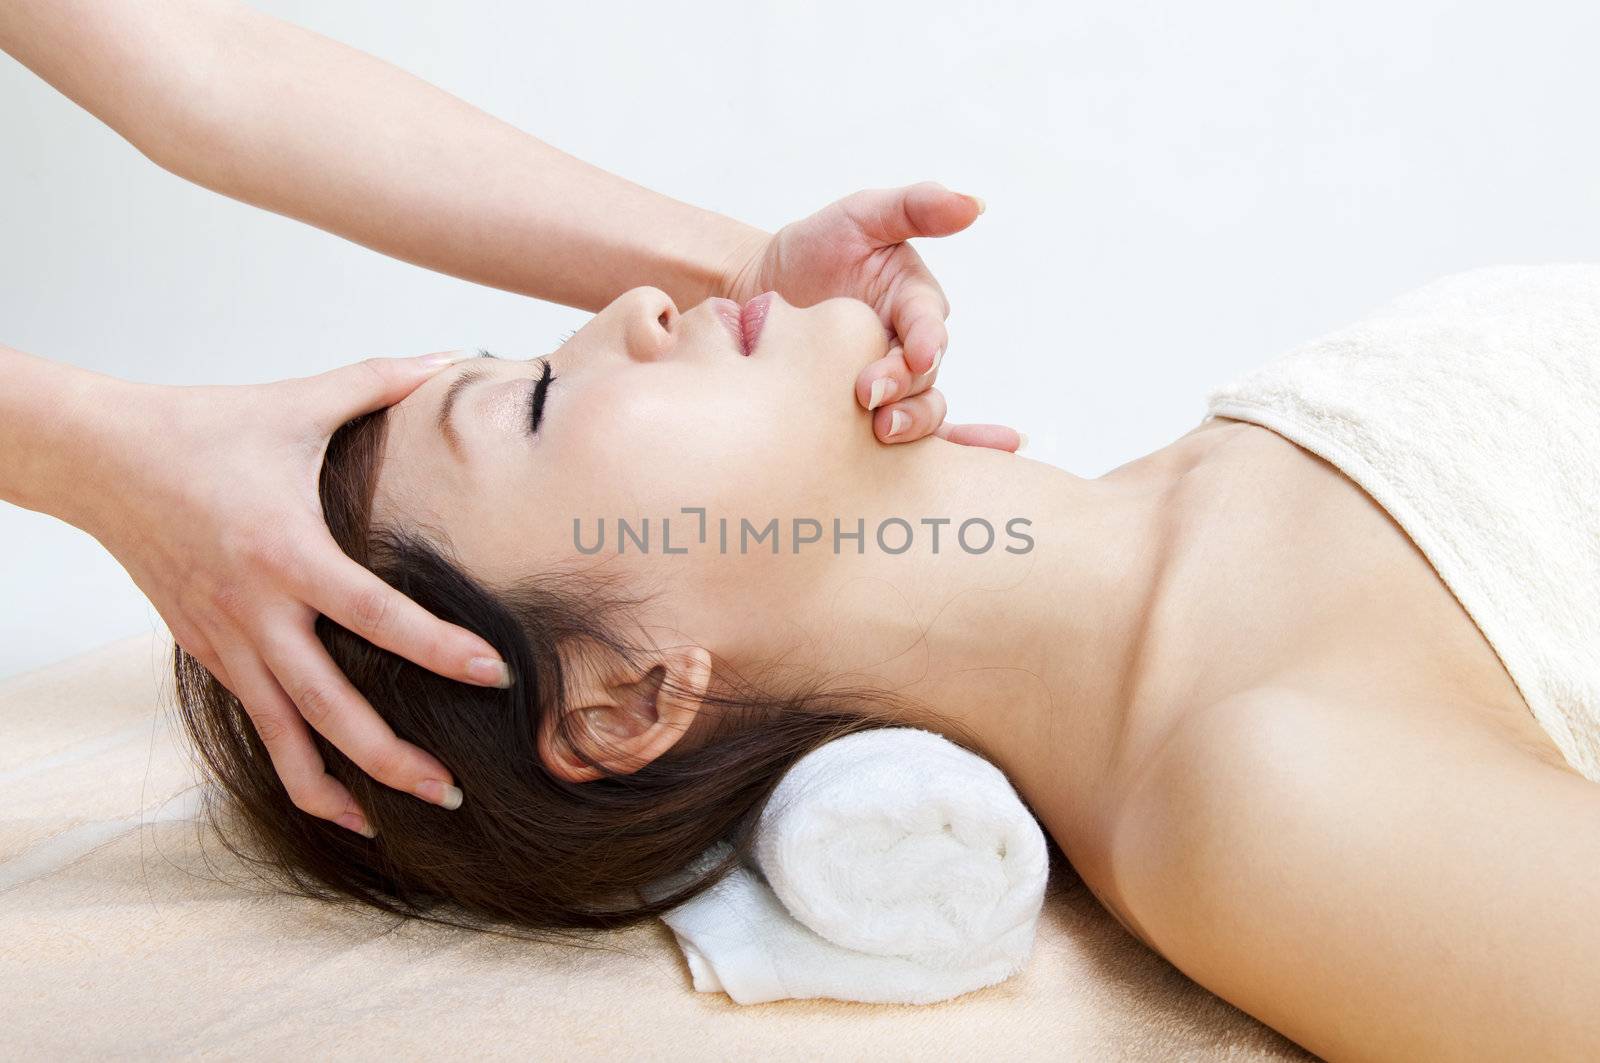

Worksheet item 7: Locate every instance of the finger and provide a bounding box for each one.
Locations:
[167,623,229,687]
[854,345,917,412]
[888,275,951,375]
[841,181,985,246]
[875,388,949,445]
[262,623,464,811]
[304,351,479,427]
[213,637,373,836]
[188,638,234,692]
[300,545,511,689]
[934,423,1026,452]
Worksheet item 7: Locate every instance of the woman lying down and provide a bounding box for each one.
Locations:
[175,267,1600,1059]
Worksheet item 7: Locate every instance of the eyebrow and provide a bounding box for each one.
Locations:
[436,352,499,457]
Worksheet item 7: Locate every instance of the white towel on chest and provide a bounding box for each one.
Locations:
[656,727,1050,1005]
[1206,263,1600,781]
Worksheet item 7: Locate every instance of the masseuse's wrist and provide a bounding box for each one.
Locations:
[644,209,767,312]
[39,370,156,540]
[705,222,771,306]
[548,201,764,315]
[0,349,127,531]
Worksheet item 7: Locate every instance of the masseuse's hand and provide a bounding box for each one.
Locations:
[87,355,509,837]
[723,181,1022,451]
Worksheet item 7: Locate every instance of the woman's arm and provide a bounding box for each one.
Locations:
[0,343,507,836]
[0,349,104,528]
[0,0,759,314]
[0,0,1011,833]
[1113,690,1600,1060]
[0,0,1007,418]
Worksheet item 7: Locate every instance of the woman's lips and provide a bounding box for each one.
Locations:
[711,293,776,356]
[740,292,775,355]
[712,298,746,353]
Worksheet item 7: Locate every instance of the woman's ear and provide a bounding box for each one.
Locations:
[540,645,713,783]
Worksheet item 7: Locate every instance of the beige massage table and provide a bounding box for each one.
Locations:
[1,633,1313,1060]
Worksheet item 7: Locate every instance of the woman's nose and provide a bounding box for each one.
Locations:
[616,287,679,363]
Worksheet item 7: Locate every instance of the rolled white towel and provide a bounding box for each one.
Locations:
[657,727,1050,1005]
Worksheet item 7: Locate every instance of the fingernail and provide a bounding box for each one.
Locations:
[931,345,945,373]
[337,813,377,839]
[1015,432,1030,453]
[467,656,513,688]
[887,410,910,438]
[967,195,987,215]
[868,378,898,410]
[416,779,465,811]
[419,348,484,370]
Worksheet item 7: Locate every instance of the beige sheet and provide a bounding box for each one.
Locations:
[0,633,1312,1060]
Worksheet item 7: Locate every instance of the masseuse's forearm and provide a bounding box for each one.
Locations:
[0,0,765,312]
[0,345,129,533]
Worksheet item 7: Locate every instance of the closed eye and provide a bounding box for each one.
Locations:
[526,358,555,435]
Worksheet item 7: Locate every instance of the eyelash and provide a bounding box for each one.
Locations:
[526,359,555,435]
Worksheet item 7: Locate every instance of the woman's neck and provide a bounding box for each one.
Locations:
[762,427,1222,847]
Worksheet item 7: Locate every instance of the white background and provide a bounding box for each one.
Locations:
[3,0,1598,678]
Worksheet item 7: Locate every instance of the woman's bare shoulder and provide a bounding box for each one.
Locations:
[1109,683,1593,861]
[1097,683,1600,1059]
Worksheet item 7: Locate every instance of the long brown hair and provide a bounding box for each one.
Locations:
[173,409,898,937]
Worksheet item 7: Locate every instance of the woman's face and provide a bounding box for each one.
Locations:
[373,288,891,595]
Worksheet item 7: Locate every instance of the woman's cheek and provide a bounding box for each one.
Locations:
[553,383,663,462]
[552,369,855,523]
[563,378,750,464]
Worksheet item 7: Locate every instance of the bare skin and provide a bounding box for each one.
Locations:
[371,290,1599,1059]
[0,0,1011,835]
[1060,419,1598,1060]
